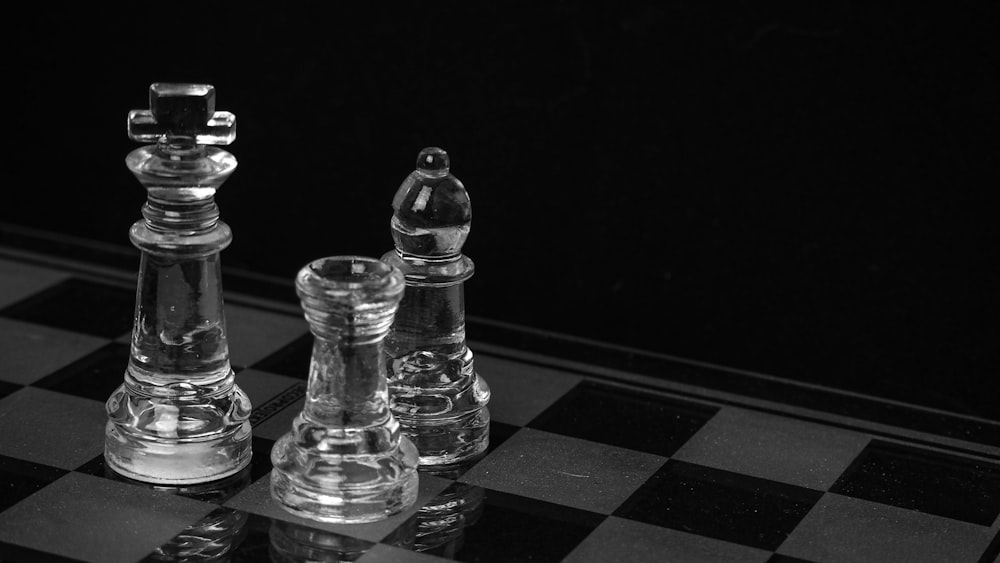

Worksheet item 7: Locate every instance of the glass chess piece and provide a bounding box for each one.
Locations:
[381,147,491,468]
[105,83,252,484]
[270,256,419,523]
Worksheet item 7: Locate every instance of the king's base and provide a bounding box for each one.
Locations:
[269,437,419,524]
[399,407,490,470]
[104,421,253,485]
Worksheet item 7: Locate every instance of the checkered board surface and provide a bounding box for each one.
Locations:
[1,250,999,563]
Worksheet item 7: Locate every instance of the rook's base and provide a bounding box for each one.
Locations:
[270,436,419,524]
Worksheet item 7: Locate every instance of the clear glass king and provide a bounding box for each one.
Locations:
[382,147,491,468]
[105,83,252,484]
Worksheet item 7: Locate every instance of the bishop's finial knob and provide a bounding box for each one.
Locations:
[415,147,450,176]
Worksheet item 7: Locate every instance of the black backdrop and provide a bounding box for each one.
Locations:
[5,3,998,419]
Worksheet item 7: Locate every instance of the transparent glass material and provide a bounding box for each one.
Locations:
[128,83,236,145]
[382,147,491,469]
[105,84,251,485]
[270,256,419,524]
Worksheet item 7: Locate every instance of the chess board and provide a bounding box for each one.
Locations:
[1,235,999,563]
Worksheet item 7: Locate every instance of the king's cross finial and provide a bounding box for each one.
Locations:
[127,83,236,145]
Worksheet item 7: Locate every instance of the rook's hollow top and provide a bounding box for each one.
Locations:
[296,257,405,336]
[300,256,403,291]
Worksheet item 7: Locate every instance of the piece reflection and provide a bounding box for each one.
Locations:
[267,519,376,562]
[148,508,248,562]
[415,480,486,557]
[106,467,252,562]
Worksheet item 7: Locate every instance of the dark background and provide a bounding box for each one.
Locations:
[4,3,998,419]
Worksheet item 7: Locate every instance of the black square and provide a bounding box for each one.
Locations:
[0,541,85,563]
[33,342,129,401]
[830,440,1000,526]
[767,555,819,563]
[0,454,68,513]
[414,481,485,555]
[218,511,273,561]
[0,278,135,338]
[528,381,718,457]
[615,460,823,551]
[420,485,605,562]
[486,420,519,454]
[242,512,376,561]
[979,535,1000,563]
[249,436,276,484]
[250,333,311,379]
[72,453,108,478]
[0,380,21,400]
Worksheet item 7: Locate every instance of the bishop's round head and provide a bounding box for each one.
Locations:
[415,147,450,176]
[390,147,472,258]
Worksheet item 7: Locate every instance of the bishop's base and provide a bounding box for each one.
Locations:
[270,436,420,524]
[400,407,491,470]
[104,421,253,485]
